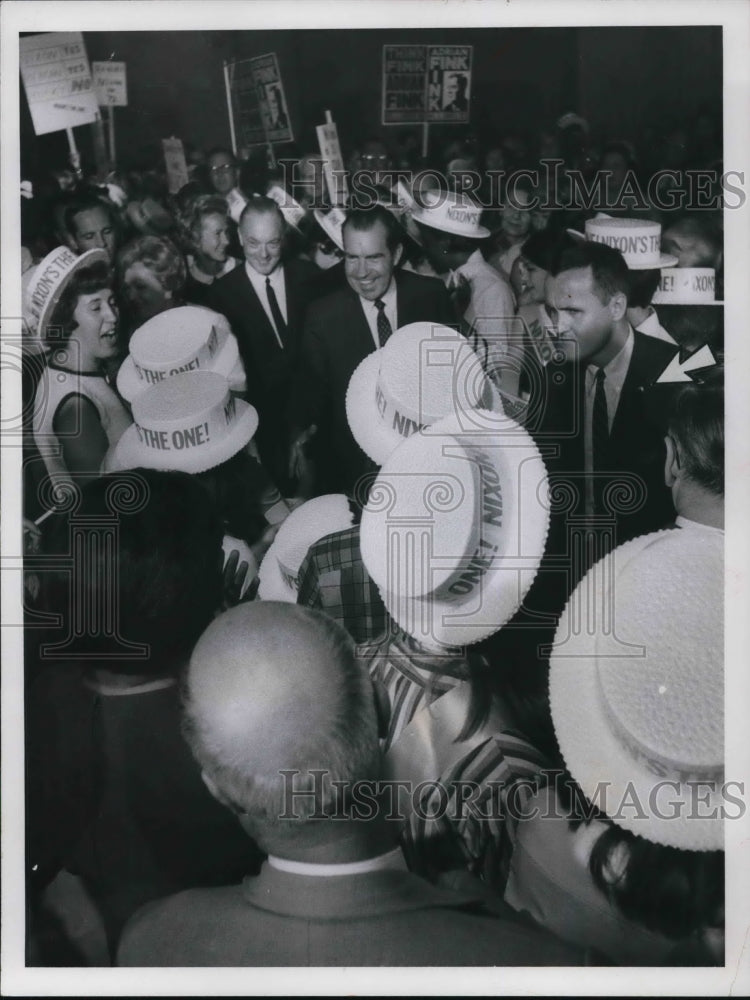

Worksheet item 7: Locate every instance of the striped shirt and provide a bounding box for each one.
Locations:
[359,629,549,880]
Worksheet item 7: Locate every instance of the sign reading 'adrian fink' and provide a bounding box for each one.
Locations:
[225,52,293,147]
[382,44,472,125]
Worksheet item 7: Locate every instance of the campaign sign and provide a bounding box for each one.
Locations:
[382,45,428,124]
[162,136,190,194]
[426,46,472,123]
[20,31,100,135]
[381,44,472,125]
[316,119,349,206]
[250,53,294,144]
[225,57,266,148]
[92,61,128,106]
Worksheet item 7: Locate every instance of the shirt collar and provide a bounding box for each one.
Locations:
[675,515,724,534]
[364,276,397,310]
[455,248,484,279]
[267,846,406,877]
[586,325,634,394]
[245,261,283,289]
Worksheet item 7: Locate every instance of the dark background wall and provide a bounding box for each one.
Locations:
[19,26,722,174]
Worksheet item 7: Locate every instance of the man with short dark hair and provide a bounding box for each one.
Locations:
[532,242,679,595]
[117,602,583,967]
[63,195,118,261]
[542,241,676,531]
[290,206,453,495]
[208,198,319,490]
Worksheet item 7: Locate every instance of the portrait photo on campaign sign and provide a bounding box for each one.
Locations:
[2,0,748,996]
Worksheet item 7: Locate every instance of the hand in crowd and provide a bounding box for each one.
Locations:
[288,423,318,482]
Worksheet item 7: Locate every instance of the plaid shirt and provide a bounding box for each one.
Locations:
[359,629,548,881]
[296,525,387,644]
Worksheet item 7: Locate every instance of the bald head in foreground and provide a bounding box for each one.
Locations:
[118,603,583,966]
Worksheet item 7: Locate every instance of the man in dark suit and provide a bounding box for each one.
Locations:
[514,239,678,646]
[290,205,454,496]
[208,197,319,491]
[118,602,583,968]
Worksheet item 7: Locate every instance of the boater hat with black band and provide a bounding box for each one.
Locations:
[258,494,356,601]
[24,246,108,345]
[117,306,245,402]
[103,370,258,475]
[346,322,503,466]
[360,409,549,650]
[549,525,724,852]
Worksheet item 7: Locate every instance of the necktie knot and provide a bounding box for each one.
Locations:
[375,298,386,312]
[595,367,606,386]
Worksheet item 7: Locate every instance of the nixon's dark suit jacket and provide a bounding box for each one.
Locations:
[291,268,454,496]
[207,258,320,488]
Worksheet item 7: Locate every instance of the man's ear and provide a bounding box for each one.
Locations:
[371,678,391,741]
[392,242,403,268]
[609,290,628,322]
[664,434,681,487]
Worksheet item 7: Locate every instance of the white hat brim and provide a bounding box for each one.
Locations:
[549,529,724,852]
[346,348,505,467]
[362,410,549,649]
[117,332,241,402]
[102,397,258,475]
[627,253,679,270]
[412,211,490,240]
[257,538,297,602]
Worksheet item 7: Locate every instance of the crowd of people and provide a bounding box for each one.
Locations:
[20,106,726,968]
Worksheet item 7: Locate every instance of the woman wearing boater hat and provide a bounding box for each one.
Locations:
[357,407,552,880]
[29,247,133,492]
[104,369,276,597]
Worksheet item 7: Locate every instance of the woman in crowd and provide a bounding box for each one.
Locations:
[115,234,187,335]
[486,181,535,280]
[27,469,264,962]
[31,250,132,493]
[177,193,239,306]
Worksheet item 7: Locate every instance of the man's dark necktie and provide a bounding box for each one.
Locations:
[266,277,287,346]
[375,298,393,348]
[592,367,609,515]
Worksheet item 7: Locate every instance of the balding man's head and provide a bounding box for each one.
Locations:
[183,603,380,837]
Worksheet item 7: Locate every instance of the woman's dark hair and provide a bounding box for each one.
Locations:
[47,260,114,344]
[194,449,267,548]
[40,469,224,673]
[550,767,724,941]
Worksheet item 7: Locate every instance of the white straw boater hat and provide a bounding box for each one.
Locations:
[360,410,549,650]
[549,525,724,852]
[346,322,503,466]
[313,206,346,251]
[652,267,723,305]
[258,494,355,601]
[103,370,258,475]
[411,190,490,239]
[576,217,678,269]
[117,306,245,402]
[23,246,108,345]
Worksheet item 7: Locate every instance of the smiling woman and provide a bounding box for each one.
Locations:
[31,251,133,492]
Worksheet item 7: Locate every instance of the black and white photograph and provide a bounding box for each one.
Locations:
[2,0,749,995]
